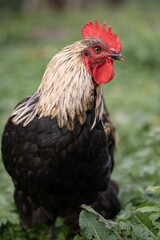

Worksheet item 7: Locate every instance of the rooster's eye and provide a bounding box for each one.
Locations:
[94,46,102,54]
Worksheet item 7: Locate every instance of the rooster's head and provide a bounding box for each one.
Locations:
[81,20,124,85]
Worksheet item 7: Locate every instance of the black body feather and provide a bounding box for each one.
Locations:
[1,97,120,228]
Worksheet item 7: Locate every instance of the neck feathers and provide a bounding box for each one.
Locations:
[11,41,104,130]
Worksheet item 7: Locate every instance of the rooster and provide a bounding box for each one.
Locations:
[1,20,124,231]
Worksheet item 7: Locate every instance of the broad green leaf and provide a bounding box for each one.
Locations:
[131,222,157,240]
[80,206,122,240]
[131,214,158,239]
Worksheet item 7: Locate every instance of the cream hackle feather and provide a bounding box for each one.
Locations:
[11,38,104,130]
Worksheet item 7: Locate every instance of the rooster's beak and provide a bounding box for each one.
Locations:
[110,53,125,61]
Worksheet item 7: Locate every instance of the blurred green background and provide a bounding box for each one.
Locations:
[0,0,160,239]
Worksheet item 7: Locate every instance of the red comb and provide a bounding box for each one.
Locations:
[81,19,121,54]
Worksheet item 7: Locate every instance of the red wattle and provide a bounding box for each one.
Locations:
[93,59,115,84]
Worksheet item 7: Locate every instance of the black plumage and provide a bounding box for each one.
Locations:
[2,96,120,228]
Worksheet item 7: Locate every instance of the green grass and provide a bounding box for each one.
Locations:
[0,0,160,239]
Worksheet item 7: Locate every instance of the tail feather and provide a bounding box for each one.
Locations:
[91,179,120,219]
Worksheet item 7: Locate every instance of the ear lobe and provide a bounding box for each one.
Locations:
[93,60,115,84]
